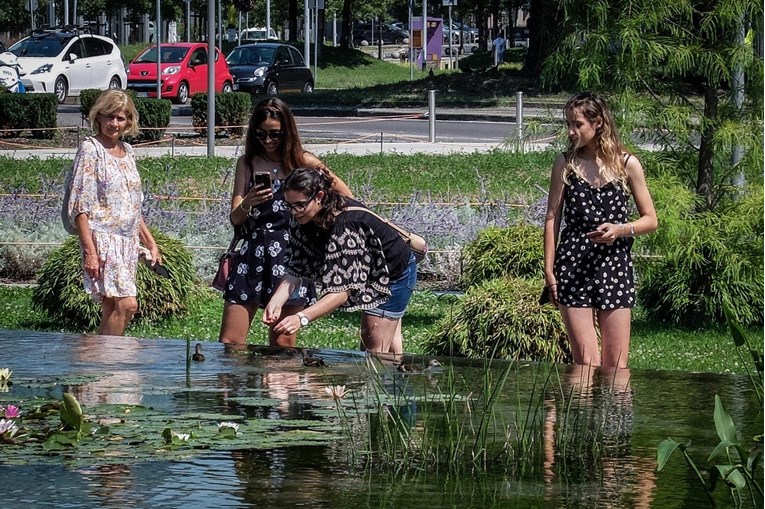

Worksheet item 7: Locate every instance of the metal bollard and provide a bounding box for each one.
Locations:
[516,91,524,151]
[428,89,436,143]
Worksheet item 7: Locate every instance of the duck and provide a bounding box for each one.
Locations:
[191,343,205,362]
[397,358,442,373]
[303,356,327,367]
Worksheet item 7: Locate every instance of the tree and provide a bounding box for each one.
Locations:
[543,0,763,211]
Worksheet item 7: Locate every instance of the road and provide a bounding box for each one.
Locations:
[57,104,543,144]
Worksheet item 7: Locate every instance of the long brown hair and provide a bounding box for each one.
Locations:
[283,167,345,229]
[563,92,629,189]
[244,97,304,172]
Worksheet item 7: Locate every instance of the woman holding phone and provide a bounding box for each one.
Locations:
[543,92,657,368]
[218,97,353,348]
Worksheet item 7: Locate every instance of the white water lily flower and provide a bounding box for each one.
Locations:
[171,431,190,442]
[217,421,240,433]
[0,368,12,382]
[324,385,348,400]
[0,418,19,436]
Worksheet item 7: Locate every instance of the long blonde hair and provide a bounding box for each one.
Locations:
[562,92,629,189]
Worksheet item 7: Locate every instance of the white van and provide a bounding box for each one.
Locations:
[239,27,278,43]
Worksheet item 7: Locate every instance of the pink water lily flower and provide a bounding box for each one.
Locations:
[4,404,20,419]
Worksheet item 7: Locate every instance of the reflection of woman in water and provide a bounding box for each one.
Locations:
[70,335,144,406]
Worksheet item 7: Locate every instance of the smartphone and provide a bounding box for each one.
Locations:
[586,230,604,239]
[254,172,272,190]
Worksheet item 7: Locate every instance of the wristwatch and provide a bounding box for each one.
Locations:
[297,312,310,327]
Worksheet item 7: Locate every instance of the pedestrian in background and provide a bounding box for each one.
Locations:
[492,33,506,65]
[218,97,353,348]
[67,89,161,336]
[543,92,657,368]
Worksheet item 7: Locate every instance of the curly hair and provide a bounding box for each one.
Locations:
[562,92,629,190]
[283,167,345,229]
[89,90,140,137]
[245,97,305,172]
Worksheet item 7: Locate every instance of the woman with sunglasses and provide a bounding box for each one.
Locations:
[263,168,417,356]
[218,97,353,348]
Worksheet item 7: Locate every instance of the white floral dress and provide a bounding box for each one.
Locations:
[67,137,143,301]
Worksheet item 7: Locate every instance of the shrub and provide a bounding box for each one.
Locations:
[460,223,544,289]
[32,229,196,331]
[0,93,57,139]
[191,91,251,136]
[425,275,571,363]
[638,186,764,326]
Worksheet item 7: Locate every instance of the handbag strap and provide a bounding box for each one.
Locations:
[343,206,413,241]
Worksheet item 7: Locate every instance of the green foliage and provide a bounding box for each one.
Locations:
[426,276,571,363]
[133,97,172,142]
[638,187,764,326]
[78,89,103,118]
[32,230,195,331]
[191,91,251,137]
[0,93,57,139]
[459,224,544,288]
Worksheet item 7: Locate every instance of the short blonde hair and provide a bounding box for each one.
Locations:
[88,90,140,137]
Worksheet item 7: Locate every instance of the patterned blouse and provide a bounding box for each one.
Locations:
[285,199,411,311]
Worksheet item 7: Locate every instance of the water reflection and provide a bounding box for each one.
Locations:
[0,329,760,508]
[543,365,656,508]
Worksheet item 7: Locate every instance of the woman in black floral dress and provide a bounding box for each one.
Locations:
[263,168,417,356]
[218,98,352,348]
[543,92,657,368]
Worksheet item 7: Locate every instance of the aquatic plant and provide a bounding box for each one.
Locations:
[2,404,20,419]
[0,368,12,382]
[657,307,764,507]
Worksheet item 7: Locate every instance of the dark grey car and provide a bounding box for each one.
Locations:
[226,43,314,96]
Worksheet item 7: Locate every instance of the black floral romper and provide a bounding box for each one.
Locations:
[554,166,635,310]
[223,174,316,308]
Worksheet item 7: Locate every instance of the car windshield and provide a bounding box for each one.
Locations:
[10,35,69,57]
[226,46,274,66]
[134,46,189,64]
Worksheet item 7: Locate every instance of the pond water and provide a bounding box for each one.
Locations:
[0,329,760,508]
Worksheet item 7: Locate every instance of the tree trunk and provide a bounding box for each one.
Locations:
[288,0,297,42]
[696,85,718,211]
[523,0,560,75]
[317,8,325,62]
[340,0,352,48]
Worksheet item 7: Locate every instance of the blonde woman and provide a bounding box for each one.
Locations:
[543,92,657,368]
[67,89,161,336]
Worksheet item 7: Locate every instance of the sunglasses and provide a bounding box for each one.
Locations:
[286,192,317,212]
[255,130,284,142]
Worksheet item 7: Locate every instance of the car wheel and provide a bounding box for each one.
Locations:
[303,81,313,94]
[266,81,278,96]
[394,37,404,45]
[108,76,121,90]
[221,81,233,93]
[54,76,68,103]
[176,82,189,104]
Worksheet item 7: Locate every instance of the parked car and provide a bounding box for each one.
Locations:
[226,42,313,96]
[9,28,126,103]
[126,42,234,104]
[239,27,279,43]
[353,23,409,45]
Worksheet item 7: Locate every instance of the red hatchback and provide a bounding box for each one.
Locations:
[126,43,234,104]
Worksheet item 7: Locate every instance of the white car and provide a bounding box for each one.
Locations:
[10,29,126,103]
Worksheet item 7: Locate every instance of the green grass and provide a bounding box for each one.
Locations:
[1,285,760,375]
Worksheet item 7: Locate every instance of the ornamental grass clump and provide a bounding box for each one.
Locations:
[32,229,195,330]
[426,275,571,363]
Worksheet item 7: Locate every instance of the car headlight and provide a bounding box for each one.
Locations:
[253,67,266,77]
[162,66,181,75]
[31,64,53,75]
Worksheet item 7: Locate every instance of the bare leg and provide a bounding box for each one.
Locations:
[559,306,600,366]
[98,296,137,336]
[360,314,400,354]
[389,319,404,356]
[218,301,257,346]
[597,308,632,368]
[268,304,304,348]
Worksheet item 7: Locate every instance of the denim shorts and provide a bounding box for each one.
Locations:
[364,254,417,320]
